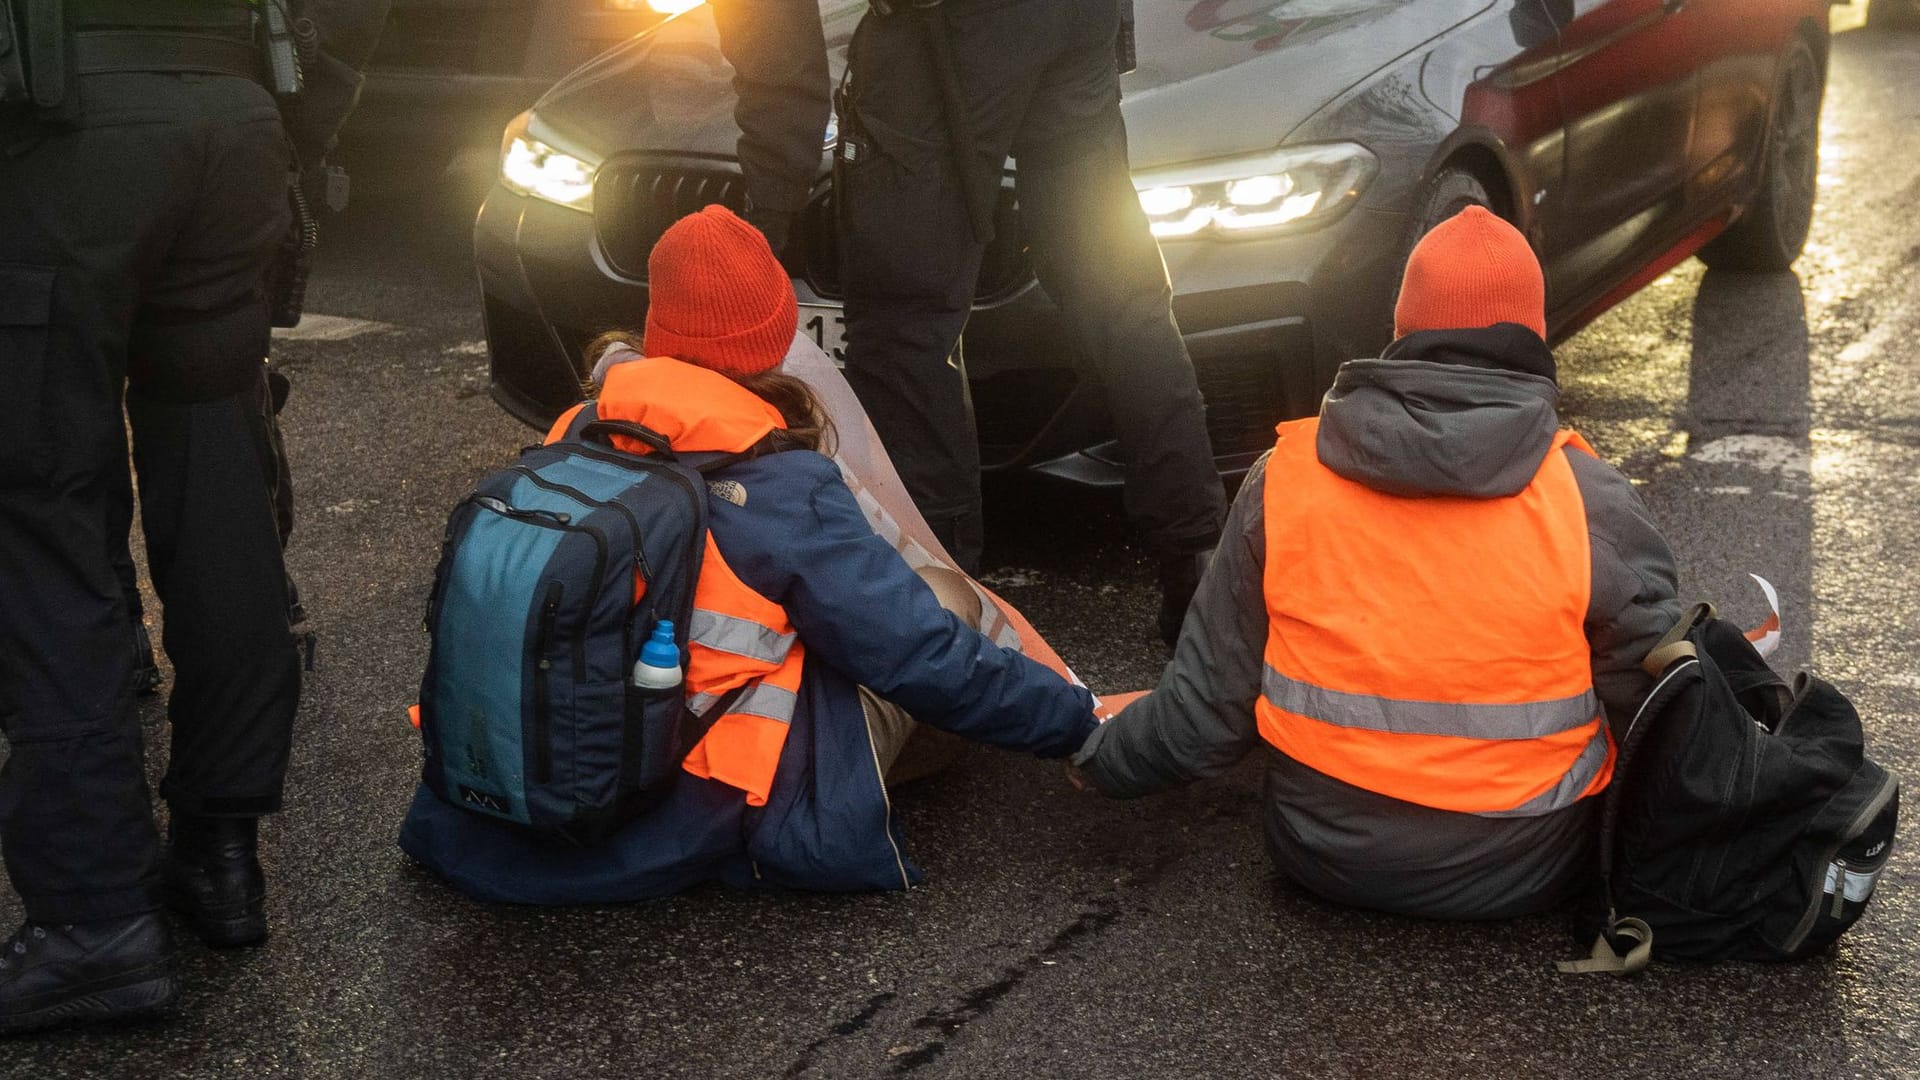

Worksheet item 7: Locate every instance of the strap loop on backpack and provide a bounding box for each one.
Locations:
[1642,602,1715,676]
[1556,917,1653,976]
[581,419,677,460]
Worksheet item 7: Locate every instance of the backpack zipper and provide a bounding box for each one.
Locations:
[559,443,709,600]
[508,466,650,682]
[1781,768,1900,953]
[510,465,653,585]
[533,581,563,784]
[557,440,718,794]
[542,445,712,617]
[468,499,609,785]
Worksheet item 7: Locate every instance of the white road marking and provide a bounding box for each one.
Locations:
[1689,434,1812,478]
[272,315,395,342]
[447,340,490,356]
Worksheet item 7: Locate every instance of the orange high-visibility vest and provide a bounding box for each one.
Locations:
[678,533,805,807]
[1256,416,1614,816]
[549,356,804,808]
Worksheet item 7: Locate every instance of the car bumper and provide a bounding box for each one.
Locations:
[476,182,1407,481]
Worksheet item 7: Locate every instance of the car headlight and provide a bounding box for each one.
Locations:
[603,0,703,13]
[1133,143,1378,240]
[500,112,600,213]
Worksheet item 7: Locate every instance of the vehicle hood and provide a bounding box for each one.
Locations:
[528,0,1486,167]
[1315,327,1561,500]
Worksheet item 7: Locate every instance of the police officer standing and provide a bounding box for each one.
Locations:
[837,0,1226,643]
[0,0,384,1034]
[709,0,830,260]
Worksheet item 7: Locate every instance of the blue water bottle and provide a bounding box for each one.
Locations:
[632,620,683,690]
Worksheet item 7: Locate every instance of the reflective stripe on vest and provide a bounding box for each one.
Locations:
[687,680,798,725]
[679,534,805,807]
[1254,416,1614,817]
[689,610,799,666]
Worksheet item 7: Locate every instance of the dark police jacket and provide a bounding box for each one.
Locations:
[54,0,388,161]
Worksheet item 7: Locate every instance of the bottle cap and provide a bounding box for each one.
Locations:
[639,619,679,669]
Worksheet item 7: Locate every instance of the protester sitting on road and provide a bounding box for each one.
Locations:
[1070,207,1683,919]
[399,206,1096,902]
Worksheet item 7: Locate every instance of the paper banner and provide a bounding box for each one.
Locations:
[1745,573,1782,659]
[777,335,1097,707]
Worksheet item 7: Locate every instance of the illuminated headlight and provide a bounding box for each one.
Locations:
[603,0,704,12]
[500,112,600,213]
[1133,143,1378,240]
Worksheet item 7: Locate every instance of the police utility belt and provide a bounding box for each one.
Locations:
[3,0,304,119]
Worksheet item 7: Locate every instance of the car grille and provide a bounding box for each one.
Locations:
[1195,351,1296,457]
[594,167,747,280]
[592,162,1032,302]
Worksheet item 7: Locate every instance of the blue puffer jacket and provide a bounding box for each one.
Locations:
[399,426,1096,904]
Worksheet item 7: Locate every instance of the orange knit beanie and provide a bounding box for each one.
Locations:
[1393,205,1546,340]
[644,205,798,378]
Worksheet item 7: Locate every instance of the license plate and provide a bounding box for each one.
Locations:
[798,304,848,368]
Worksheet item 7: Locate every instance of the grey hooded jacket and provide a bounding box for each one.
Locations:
[1075,330,1682,920]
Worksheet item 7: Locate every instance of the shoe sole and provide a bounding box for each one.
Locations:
[0,969,178,1036]
[164,888,267,949]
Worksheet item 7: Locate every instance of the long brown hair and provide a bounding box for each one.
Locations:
[583,331,836,456]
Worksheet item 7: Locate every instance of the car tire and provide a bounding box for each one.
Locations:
[1296,167,1493,413]
[1386,166,1494,325]
[1698,39,1823,272]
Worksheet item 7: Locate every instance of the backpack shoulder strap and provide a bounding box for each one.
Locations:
[1556,917,1653,976]
[1559,651,1703,977]
[1642,601,1715,676]
[682,431,813,476]
[556,401,601,442]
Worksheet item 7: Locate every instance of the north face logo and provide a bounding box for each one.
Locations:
[458,785,511,814]
[708,479,747,507]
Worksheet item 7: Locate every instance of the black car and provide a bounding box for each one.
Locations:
[361,0,670,117]
[476,0,1829,485]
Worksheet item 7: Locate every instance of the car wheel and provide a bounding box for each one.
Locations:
[1867,0,1920,30]
[1384,166,1494,326]
[1409,169,1494,238]
[1699,39,1823,272]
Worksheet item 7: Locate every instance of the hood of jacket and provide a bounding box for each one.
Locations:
[593,353,786,455]
[1315,326,1561,499]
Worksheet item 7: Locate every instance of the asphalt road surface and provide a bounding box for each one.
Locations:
[6,13,1919,1080]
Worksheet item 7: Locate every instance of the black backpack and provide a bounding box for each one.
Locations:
[1561,603,1900,974]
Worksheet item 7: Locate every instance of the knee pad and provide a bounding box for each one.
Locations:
[127,298,270,403]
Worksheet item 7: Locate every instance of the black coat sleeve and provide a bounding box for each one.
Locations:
[1564,448,1684,736]
[709,0,832,217]
[1073,453,1270,796]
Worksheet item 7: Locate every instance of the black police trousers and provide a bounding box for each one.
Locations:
[0,73,301,924]
[839,0,1226,572]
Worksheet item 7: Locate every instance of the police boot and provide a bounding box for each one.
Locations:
[164,816,267,948]
[1155,550,1211,649]
[0,916,177,1036]
[133,621,163,696]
